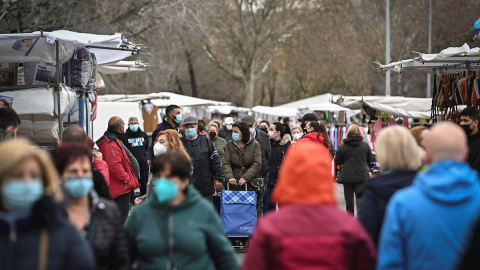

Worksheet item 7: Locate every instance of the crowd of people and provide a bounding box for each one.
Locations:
[2,98,480,269]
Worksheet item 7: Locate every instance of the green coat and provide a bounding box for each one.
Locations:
[212,136,227,160]
[125,185,239,270]
[222,139,262,191]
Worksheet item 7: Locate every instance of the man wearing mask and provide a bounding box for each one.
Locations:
[297,113,318,134]
[218,117,234,142]
[0,107,20,139]
[149,104,182,162]
[181,116,224,200]
[96,116,140,222]
[460,107,480,173]
[208,122,227,160]
[122,117,149,197]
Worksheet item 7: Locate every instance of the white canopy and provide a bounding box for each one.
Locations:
[335,96,432,119]
[97,92,230,107]
[97,61,149,74]
[278,93,336,108]
[251,105,298,117]
[209,105,251,115]
[307,102,352,112]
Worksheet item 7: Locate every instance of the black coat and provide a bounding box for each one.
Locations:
[122,128,149,164]
[218,127,232,142]
[255,130,271,178]
[87,191,130,270]
[334,134,372,184]
[357,170,416,245]
[268,135,291,186]
[181,134,225,196]
[467,133,480,174]
[0,196,95,270]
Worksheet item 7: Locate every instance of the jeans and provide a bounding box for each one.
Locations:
[114,193,130,224]
[343,182,366,215]
[263,185,276,215]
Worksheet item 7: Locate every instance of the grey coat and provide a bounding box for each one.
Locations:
[334,134,372,184]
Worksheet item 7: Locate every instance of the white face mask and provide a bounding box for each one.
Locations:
[225,124,232,131]
[154,143,168,156]
[293,133,302,140]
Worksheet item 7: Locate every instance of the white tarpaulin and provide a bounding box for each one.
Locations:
[336,96,431,119]
[307,102,352,111]
[279,93,335,108]
[209,105,251,115]
[97,61,148,74]
[252,105,298,117]
[97,92,230,107]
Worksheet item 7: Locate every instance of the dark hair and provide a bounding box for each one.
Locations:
[318,122,332,149]
[232,122,250,144]
[165,105,180,119]
[198,119,206,125]
[283,117,290,123]
[0,99,9,108]
[260,120,270,127]
[151,150,192,180]
[62,125,87,144]
[54,144,92,175]
[308,121,330,148]
[460,107,480,122]
[107,119,123,132]
[0,108,20,130]
[272,122,286,138]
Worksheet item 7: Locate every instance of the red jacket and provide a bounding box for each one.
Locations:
[296,132,324,145]
[96,132,139,199]
[94,159,110,186]
[242,142,376,270]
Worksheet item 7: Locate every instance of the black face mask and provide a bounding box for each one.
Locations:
[260,127,268,134]
[461,124,473,135]
[209,131,217,139]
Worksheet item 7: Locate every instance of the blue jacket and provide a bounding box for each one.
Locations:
[377,160,480,270]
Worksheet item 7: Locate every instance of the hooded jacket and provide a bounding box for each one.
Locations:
[334,134,372,184]
[242,142,376,270]
[0,196,95,270]
[125,185,239,270]
[122,127,149,164]
[267,134,291,186]
[378,160,480,270]
[96,131,140,199]
[358,170,417,245]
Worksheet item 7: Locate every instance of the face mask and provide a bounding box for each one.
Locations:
[154,143,167,156]
[225,124,232,131]
[260,127,268,134]
[185,128,197,138]
[461,124,473,135]
[232,133,241,142]
[293,133,302,140]
[209,131,217,139]
[173,114,183,124]
[2,179,43,212]
[153,178,179,203]
[130,124,139,132]
[268,131,276,139]
[65,177,93,198]
[249,128,256,134]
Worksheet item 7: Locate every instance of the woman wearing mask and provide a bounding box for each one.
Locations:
[291,125,303,146]
[334,125,372,215]
[264,122,292,214]
[54,144,130,270]
[223,122,263,216]
[153,129,189,158]
[126,151,239,270]
[297,121,324,145]
[259,120,270,134]
[0,139,94,270]
[208,122,227,160]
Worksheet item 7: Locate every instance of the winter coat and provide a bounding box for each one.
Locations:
[93,169,112,200]
[467,132,480,174]
[211,136,227,160]
[254,129,271,178]
[296,132,324,145]
[181,134,224,196]
[94,159,110,186]
[334,134,372,184]
[0,196,95,270]
[358,170,417,246]
[243,142,376,270]
[267,134,291,186]
[222,138,262,191]
[87,191,129,270]
[218,127,232,142]
[96,131,140,199]
[125,185,239,270]
[459,217,480,269]
[148,118,179,161]
[122,127,149,164]
[377,160,480,270]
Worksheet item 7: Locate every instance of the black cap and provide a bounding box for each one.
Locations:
[298,113,318,123]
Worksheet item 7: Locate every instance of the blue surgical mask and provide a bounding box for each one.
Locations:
[232,133,241,142]
[249,128,256,134]
[153,178,179,203]
[174,114,183,124]
[130,124,139,132]
[2,179,43,212]
[65,177,93,198]
[185,128,197,138]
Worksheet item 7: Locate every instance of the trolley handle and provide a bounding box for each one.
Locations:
[226,182,248,191]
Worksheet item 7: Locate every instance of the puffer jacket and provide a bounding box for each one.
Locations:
[222,137,262,191]
[87,191,129,270]
[0,196,95,270]
[181,134,224,196]
[334,134,372,184]
[268,134,291,186]
[96,131,140,199]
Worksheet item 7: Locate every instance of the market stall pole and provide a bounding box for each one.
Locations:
[55,40,62,137]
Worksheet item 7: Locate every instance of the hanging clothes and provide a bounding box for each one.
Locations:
[142,103,159,133]
[388,118,396,126]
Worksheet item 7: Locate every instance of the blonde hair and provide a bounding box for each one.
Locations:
[376,126,424,171]
[291,125,302,134]
[0,139,63,202]
[208,122,219,131]
[347,125,363,138]
[157,129,190,160]
[410,126,427,146]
